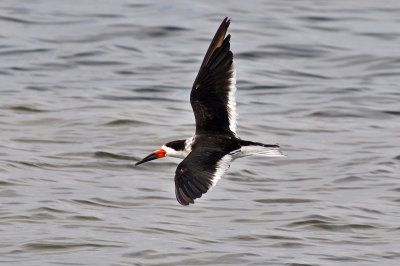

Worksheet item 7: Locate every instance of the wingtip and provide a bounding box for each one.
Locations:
[224,17,231,28]
[176,187,194,206]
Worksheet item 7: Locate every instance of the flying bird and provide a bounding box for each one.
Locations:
[136,17,284,205]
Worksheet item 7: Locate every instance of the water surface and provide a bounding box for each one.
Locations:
[1,1,400,265]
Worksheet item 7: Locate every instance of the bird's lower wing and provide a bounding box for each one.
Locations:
[174,147,232,205]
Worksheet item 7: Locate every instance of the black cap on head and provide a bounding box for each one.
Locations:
[165,139,186,151]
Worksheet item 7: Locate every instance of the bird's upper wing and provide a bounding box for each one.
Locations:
[174,147,232,205]
[190,17,237,136]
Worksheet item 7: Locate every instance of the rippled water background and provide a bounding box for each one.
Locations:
[1,1,400,265]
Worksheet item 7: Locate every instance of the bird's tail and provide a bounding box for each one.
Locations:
[238,140,286,157]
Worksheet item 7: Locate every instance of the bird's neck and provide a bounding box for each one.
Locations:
[162,137,193,159]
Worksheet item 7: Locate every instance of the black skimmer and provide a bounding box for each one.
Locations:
[136,17,285,205]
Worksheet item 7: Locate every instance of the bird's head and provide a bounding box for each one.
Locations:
[135,139,187,166]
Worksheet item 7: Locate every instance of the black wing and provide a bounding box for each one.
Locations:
[190,17,237,136]
[174,147,232,205]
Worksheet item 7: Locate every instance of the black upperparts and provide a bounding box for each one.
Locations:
[190,18,236,136]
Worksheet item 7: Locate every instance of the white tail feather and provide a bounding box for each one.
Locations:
[238,145,286,157]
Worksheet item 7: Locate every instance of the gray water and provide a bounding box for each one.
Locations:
[1,1,400,265]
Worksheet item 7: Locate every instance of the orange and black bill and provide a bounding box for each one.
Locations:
[135,149,166,166]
